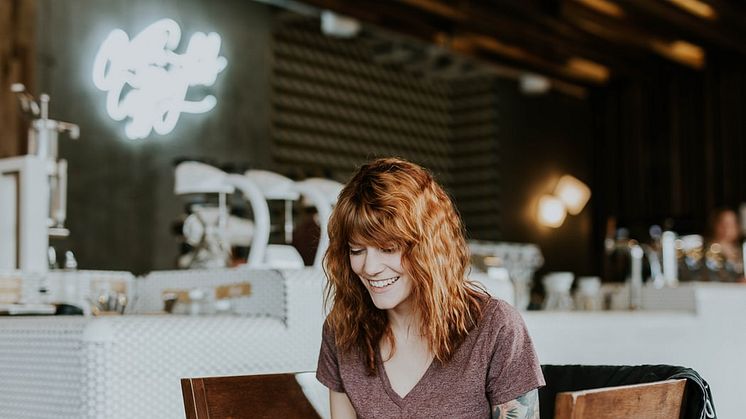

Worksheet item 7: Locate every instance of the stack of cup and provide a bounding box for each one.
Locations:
[542,272,574,311]
[575,276,601,311]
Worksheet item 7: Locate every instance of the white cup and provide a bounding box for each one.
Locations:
[542,271,574,293]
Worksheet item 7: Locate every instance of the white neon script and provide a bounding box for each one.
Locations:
[92,19,227,139]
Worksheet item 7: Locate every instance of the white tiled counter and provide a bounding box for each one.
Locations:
[525,283,746,419]
[0,268,326,419]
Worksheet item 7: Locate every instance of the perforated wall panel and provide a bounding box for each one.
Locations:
[270,17,502,239]
[450,78,501,240]
[270,17,453,183]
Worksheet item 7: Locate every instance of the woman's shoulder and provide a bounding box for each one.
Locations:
[480,295,514,313]
[321,316,337,341]
[480,297,524,328]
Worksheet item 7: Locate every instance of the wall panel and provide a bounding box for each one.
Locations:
[0,0,35,158]
[270,17,503,239]
[271,18,452,185]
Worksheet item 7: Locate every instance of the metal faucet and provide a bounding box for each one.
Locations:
[606,238,664,309]
[628,244,644,309]
[607,239,663,281]
[642,244,664,287]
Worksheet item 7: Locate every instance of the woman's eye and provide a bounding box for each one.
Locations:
[381,247,397,253]
[349,248,364,255]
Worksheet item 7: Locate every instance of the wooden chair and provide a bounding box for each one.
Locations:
[181,373,322,419]
[554,378,687,419]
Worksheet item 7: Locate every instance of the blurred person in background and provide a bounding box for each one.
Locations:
[705,207,745,282]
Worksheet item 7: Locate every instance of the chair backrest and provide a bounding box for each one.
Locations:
[181,373,322,419]
[554,378,686,419]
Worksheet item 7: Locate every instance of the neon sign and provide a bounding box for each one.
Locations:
[92,19,227,139]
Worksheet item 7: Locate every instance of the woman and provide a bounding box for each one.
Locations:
[316,158,544,418]
[705,207,744,282]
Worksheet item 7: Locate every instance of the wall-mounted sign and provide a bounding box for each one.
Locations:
[92,18,227,139]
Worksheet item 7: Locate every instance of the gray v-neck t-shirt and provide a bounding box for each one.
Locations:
[316,298,545,418]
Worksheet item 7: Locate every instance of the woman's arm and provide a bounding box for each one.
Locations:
[330,389,356,419]
[491,389,539,419]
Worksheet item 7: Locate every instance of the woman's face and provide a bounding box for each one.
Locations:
[348,243,413,312]
[716,211,740,243]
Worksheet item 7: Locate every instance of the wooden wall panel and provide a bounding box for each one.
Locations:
[0,0,35,158]
[594,53,746,241]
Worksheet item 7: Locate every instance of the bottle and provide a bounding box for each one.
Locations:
[63,251,78,270]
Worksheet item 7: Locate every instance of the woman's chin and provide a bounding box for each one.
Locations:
[369,294,398,310]
[368,288,410,311]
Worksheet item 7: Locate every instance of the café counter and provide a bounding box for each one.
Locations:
[0,274,742,418]
[526,282,745,419]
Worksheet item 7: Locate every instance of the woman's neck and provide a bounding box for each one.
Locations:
[386,300,420,340]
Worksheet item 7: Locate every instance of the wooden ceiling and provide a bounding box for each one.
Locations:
[294,0,746,93]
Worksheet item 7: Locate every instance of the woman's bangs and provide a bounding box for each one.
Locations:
[344,203,402,248]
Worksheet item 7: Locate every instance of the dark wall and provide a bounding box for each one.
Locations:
[38,0,275,273]
[498,79,595,277]
[593,53,746,245]
[705,53,746,208]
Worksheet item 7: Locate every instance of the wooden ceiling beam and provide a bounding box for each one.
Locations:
[389,0,670,80]
[296,0,746,83]
[465,2,655,77]
[391,0,627,81]
[447,33,609,85]
[396,0,469,21]
[620,0,746,56]
[300,0,603,88]
[560,1,710,69]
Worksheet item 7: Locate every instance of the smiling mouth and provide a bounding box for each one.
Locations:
[367,276,400,288]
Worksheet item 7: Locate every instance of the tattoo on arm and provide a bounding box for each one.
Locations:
[492,389,539,419]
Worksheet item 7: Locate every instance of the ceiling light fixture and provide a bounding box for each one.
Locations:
[651,39,705,69]
[575,0,625,18]
[320,11,361,38]
[566,57,610,83]
[520,73,551,95]
[667,0,717,20]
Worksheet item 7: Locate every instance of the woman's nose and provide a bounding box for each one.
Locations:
[362,249,384,276]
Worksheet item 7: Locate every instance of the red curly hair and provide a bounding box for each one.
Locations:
[323,157,487,375]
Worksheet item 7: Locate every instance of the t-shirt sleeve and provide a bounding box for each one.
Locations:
[486,300,546,406]
[316,319,345,392]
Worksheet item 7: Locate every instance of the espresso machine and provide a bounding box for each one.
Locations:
[0,84,79,272]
